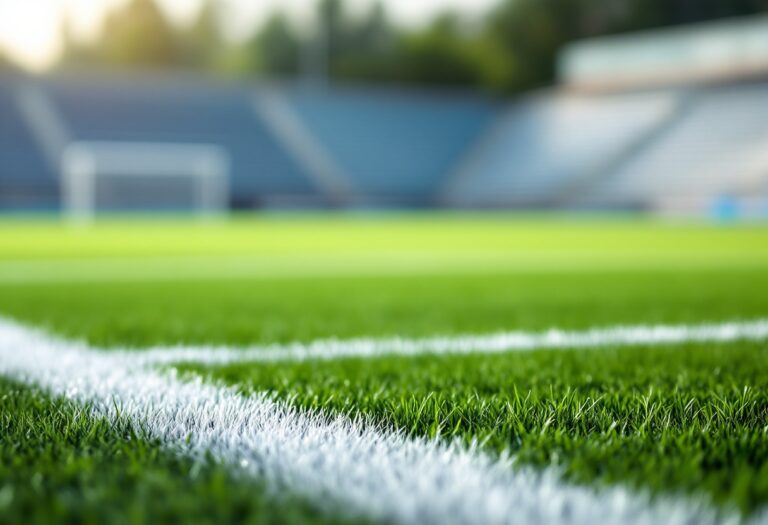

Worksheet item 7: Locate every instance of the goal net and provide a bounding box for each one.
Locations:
[61,142,230,222]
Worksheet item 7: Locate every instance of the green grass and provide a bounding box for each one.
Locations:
[1,214,767,522]
[1,215,767,286]
[2,215,767,262]
[1,269,768,348]
[0,378,363,525]
[185,340,768,514]
[1,215,767,348]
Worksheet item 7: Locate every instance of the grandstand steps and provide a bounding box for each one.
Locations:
[1,72,767,215]
[283,87,498,207]
[0,79,59,209]
[587,83,768,212]
[440,90,678,208]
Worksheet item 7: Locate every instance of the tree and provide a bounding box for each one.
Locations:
[395,13,482,87]
[180,0,222,69]
[484,0,583,91]
[50,0,768,91]
[613,0,768,32]
[58,12,100,69]
[355,2,394,54]
[244,12,301,77]
[332,2,398,82]
[318,0,347,61]
[97,0,180,68]
[484,0,768,92]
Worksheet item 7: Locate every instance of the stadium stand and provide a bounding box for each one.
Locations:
[584,82,768,213]
[283,87,498,206]
[1,15,768,216]
[44,74,323,208]
[440,90,680,208]
[0,78,58,209]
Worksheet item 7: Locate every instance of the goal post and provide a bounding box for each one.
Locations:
[61,141,230,222]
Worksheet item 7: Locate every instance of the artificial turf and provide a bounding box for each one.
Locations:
[1,215,767,348]
[178,340,768,515]
[0,216,767,292]
[0,269,767,348]
[2,215,767,265]
[0,215,767,522]
[0,378,365,525]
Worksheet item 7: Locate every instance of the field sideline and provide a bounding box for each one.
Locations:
[1,214,767,524]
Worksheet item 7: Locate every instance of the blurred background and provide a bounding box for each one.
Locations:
[1,0,768,219]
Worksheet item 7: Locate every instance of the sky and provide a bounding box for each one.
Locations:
[0,0,498,71]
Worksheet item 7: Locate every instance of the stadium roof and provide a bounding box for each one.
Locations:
[560,14,768,91]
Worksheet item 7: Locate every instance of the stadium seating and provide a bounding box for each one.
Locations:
[441,90,680,207]
[284,87,498,205]
[0,79,58,209]
[587,83,768,211]
[1,72,767,214]
[45,75,321,207]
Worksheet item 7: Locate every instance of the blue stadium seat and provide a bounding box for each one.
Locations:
[4,72,765,214]
[285,87,498,205]
[591,83,768,209]
[46,76,321,207]
[0,80,58,209]
[443,90,678,207]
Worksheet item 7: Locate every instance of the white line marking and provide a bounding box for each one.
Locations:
[121,319,768,367]
[0,317,761,525]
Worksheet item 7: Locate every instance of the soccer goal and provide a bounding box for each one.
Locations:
[61,142,230,222]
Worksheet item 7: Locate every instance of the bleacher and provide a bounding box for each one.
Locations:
[284,87,497,205]
[441,90,679,207]
[0,79,58,209]
[45,75,322,208]
[586,82,768,212]
[0,58,766,215]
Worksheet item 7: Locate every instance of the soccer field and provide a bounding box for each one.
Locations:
[1,214,767,524]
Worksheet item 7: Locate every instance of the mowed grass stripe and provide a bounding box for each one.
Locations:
[2,217,767,285]
[2,269,768,348]
[2,216,766,262]
[191,339,768,515]
[0,317,739,525]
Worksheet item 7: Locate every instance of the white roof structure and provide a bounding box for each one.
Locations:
[560,15,768,90]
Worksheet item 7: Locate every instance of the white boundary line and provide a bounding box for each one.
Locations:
[121,319,768,367]
[1,317,765,525]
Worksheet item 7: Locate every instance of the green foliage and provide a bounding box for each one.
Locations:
[240,0,768,90]
[243,12,301,77]
[395,13,483,88]
[58,0,224,71]
[479,0,768,91]
[327,2,399,82]
[97,0,180,68]
[52,0,768,91]
[193,341,768,514]
[178,0,223,70]
[0,379,362,525]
